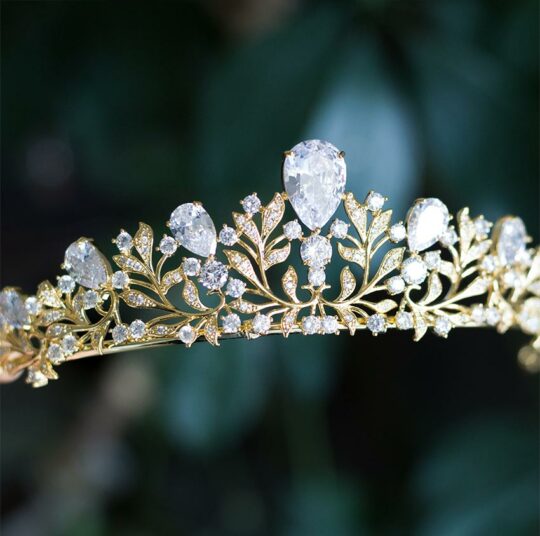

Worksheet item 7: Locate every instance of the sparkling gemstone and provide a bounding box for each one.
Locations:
[502,269,521,288]
[64,240,109,289]
[471,304,485,323]
[25,296,41,316]
[481,255,498,273]
[62,334,78,355]
[183,258,201,277]
[322,315,339,334]
[0,290,29,328]
[475,217,492,238]
[252,313,271,335]
[440,227,458,247]
[226,278,246,298]
[389,223,406,243]
[199,260,228,290]
[112,324,128,344]
[395,311,413,330]
[159,236,177,256]
[178,324,196,344]
[401,257,428,285]
[27,369,48,388]
[308,268,326,287]
[129,319,146,340]
[302,315,321,335]
[386,276,405,295]
[423,251,441,270]
[47,343,65,364]
[365,191,385,212]
[82,290,99,310]
[115,231,133,252]
[241,194,261,214]
[283,140,346,230]
[222,313,241,334]
[518,298,540,334]
[58,275,75,294]
[300,235,332,267]
[485,307,501,327]
[496,217,527,266]
[112,271,130,289]
[367,314,387,334]
[330,219,348,239]
[169,203,217,257]
[219,225,238,246]
[434,316,452,337]
[407,198,450,252]
[283,220,302,240]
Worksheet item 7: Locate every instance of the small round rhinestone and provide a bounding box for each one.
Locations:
[308,268,326,287]
[25,296,41,316]
[434,316,452,337]
[330,219,348,239]
[62,334,78,355]
[112,271,130,289]
[226,278,246,298]
[302,315,321,335]
[395,311,413,330]
[115,231,133,252]
[82,290,99,310]
[47,343,65,364]
[389,223,406,243]
[401,257,428,285]
[241,194,261,214]
[199,260,229,290]
[112,324,129,344]
[322,315,339,334]
[129,319,146,340]
[222,313,241,334]
[386,276,405,295]
[183,258,201,277]
[366,191,385,212]
[367,314,387,334]
[219,226,238,246]
[178,324,196,344]
[283,220,302,240]
[159,236,178,256]
[58,275,76,294]
[252,313,271,335]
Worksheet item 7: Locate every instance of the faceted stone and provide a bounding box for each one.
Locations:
[440,227,458,247]
[434,316,452,337]
[321,315,339,334]
[308,268,326,287]
[112,324,128,344]
[25,296,41,316]
[252,313,271,335]
[474,217,492,238]
[226,278,246,298]
[386,276,405,295]
[283,140,346,230]
[115,231,133,252]
[199,260,228,290]
[389,223,406,243]
[222,313,241,334]
[129,319,146,340]
[61,334,78,355]
[367,314,387,334]
[57,275,75,294]
[518,298,540,335]
[481,255,498,273]
[27,369,48,388]
[0,290,28,328]
[300,235,332,267]
[470,304,485,323]
[283,220,302,240]
[423,251,441,270]
[365,191,385,212]
[183,258,201,277]
[159,236,177,256]
[178,324,196,344]
[407,198,449,252]
[112,271,129,289]
[395,311,413,330]
[47,343,65,364]
[330,219,348,239]
[169,203,216,257]
[241,194,261,214]
[64,240,109,289]
[219,226,238,246]
[82,290,99,310]
[485,307,501,327]
[302,315,321,334]
[401,257,428,285]
[496,217,527,266]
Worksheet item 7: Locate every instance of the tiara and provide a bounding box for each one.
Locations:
[1,140,539,387]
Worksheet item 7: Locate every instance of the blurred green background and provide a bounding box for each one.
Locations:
[1,1,538,535]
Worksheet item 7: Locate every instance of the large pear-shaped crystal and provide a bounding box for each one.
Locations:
[496,217,527,265]
[283,140,346,230]
[169,203,217,257]
[0,289,28,328]
[407,198,449,252]
[64,240,109,289]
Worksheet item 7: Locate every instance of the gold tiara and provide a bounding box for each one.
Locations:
[1,140,539,387]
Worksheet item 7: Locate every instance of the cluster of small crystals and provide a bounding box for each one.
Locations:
[1,140,539,388]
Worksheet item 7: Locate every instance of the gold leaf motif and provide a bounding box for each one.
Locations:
[203,315,219,346]
[224,250,260,284]
[122,290,159,309]
[134,222,154,264]
[369,299,398,313]
[37,281,63,308]
[462,240,491,266]
[338,267,356,301]
[419,272,443,305]
[368,210,392,242]
[281,309,298,337]
[338,243,366,268]
[233,212,261,245]
[113,254,146,274]
[161,268,183,292]
[373,248,405,282]
[457,208,475,255]
[264,242,291,270]
[91,321,110,354]
[262,193,285,237]
[147,324,177,337]
[438,260,458,283]
[282,266,299,303]
[344,195,367,242]
[182,280,209,311]
[453,277,489,301]
[336,307,358,335]
[229,299,267,313]
[413,311,428,341]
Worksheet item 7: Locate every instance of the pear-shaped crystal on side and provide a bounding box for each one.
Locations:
[64,240,109,289]
[169,203,217,257]
[283,140,346,231]
[0,289,28,328]
[496,217,527,266]
[406,198,450,252]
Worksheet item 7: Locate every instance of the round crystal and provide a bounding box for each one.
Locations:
[475,217,492,238]
[252,313,271,335]
[366,191,385,212]
[226,278,246,298]
[283,220,302,240]
[222,313,241,334]
[481,255,498,273]
[389,223,406,243]
[219,226,238,246]
[241,194,261,214]
[283,140,346,230]
[386,276,405,295]
[308,268,326,287]
[302,315,321,335]
[159,236,178,256]
[112,271,129,289]
[434,316,452,337]
[183,257,201,277]
[129,319,146,340]
[25,296,41,316]
[485,307,501,327]
[169,203,217,257]
[401,257,428,285]
[322,315,339,334]
[112,324,128,344]
[58,275,75,294]
[199,260,228,290]
[440,227,458,247]
[470,304,485,323]
[518,298,540,334]
[62,334,78,355]
[300,235,332,267]
[115,231,133,252]
[82,290,99,310]
[395,311,413,330]
[178,324,196,344]
[330,219,348,239]
[47,343,65,364]
[367,314,387,334]
[423,251,441,270]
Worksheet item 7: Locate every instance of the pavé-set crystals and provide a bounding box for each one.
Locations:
[1,139,539,387]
